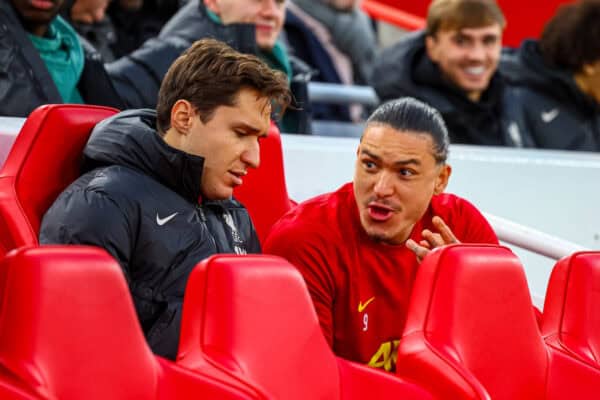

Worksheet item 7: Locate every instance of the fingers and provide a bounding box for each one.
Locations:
[408,217,460,263]
[406,239,429,263]
[432,216,460,244]
[422,229,444,248]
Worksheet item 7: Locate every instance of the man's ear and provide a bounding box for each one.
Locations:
[203,0,220,14]
[425,34,439,63]
[434,164,452,195]
[169,99,195,136]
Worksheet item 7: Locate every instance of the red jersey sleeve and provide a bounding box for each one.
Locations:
[264,220,338,346]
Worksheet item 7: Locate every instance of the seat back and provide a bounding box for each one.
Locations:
[178,254,341,399]
[0,246,160,399]
[177,254,435,400]
[542,251,600,367]
[397,244,548,400]
[233,123,294,244]
[0,105,117,256]
[0,246,263,400]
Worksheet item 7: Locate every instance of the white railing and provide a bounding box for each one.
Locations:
[308,82,379,106]
[484,212,589,260]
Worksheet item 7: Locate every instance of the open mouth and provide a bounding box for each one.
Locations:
[367,203,395,222]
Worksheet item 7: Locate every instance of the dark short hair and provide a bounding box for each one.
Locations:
[365,98,449,164]
[539,0,600,73]
[156,38,291,134]
[426,0,506,36]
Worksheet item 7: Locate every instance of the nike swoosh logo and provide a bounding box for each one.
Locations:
[358,296,375,313]
[541,108,559,123]
[156,212,178,226]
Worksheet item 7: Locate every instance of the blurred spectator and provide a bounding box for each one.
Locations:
[285,0,377,122]
[371,0,532,147]
[500,0,600,151]
[1,0,125,116]
[194,0,312,133]
[61,0,118,61]
[1,0,219,116]
[107,0,183,58]
[2,0,309,134]
[62,0,183,61]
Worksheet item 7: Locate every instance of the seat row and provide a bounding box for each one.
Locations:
[0,246,433,399]
[1,243,599,399]
[397,244,600,399]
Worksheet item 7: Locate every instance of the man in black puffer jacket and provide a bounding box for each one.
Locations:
[500,0,600,151]
[371,0,532,147]
[40,39,291,360]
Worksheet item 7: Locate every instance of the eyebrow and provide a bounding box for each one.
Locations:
[360,149,421,166]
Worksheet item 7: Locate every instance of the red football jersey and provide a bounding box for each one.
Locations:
[264,183,498,372]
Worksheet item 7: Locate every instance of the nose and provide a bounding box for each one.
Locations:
[372,171,394,198]
[260,0,278,17]
[241,138,261,169]
[92,7,106,22]
[467,41,486,62]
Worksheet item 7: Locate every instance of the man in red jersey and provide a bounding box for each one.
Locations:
[263,97,498,372]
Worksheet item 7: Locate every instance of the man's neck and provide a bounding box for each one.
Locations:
[574,70,599,104]
[24,21,51,37]
[467,90,483,102]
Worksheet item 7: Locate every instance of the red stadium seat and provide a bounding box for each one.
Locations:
[0,104,117,257]
[233,123,295,244]
[542,252,600,369]
[177,254,433,400]
[395,244,600,400]
[0,246,262,400]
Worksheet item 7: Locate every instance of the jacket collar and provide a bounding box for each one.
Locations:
[83,109,205,203]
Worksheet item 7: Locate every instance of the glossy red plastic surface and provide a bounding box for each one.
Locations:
[0,105,117,256]
[178,254,433,399]
[0,246,259,399]
[233,123,295,244]
[542,252,600,369]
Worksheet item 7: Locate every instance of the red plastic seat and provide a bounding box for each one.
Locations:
[0,104,118,257]
[0,246,262,400]
[542,252,600,369]
[177,254,433,400]
[396,244,600,400]
[233,123,295,244]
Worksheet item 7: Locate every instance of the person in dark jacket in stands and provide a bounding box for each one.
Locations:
[285,0,377,122]
[61,0,184,62]
[197,0,312,133]
[371,0,532,147]
[1,0,217,116]
[40,39,291,360]
[500,0,600,151]
[0,0,125,115]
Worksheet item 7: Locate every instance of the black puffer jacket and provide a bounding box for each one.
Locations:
[371,31,533,147]
[500,40,600,151]
[40,109,260,359]
[0,0,125,116]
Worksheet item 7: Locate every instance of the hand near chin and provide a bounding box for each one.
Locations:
[406,216,459,263]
